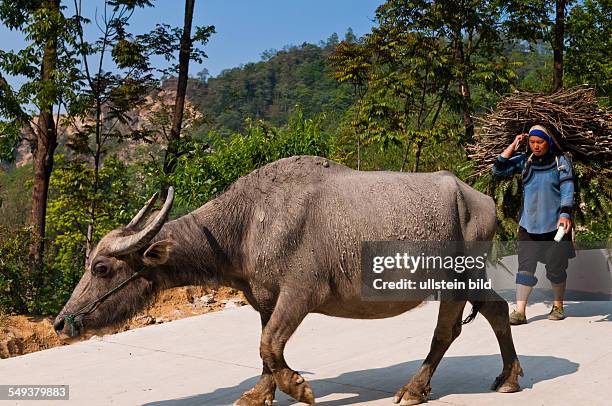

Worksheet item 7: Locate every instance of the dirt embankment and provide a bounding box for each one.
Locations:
[0,286,246,359]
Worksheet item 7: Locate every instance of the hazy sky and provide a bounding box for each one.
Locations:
[0,0,381,85]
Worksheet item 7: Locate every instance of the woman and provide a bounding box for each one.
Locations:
[492,125,575,325]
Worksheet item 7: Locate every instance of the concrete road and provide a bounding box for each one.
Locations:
[1,301,611,406]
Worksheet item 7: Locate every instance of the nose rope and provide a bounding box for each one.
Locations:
[63,268,145,335]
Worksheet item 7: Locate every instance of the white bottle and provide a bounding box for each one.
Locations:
[554,224,565,242]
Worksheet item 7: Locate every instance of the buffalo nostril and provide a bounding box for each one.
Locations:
[53,318,65,334]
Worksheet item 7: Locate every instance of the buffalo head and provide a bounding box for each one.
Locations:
[53,188,175,340]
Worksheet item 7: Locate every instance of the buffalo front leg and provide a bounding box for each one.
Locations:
[234,312,276,406]
[260,291,316,405]
[394,301,467,406]
[475,298,523,393]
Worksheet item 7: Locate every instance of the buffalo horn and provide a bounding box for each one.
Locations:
[107,187,175,256]
[126,191,159,229]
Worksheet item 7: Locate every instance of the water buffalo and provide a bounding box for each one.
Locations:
[54,155,522,405]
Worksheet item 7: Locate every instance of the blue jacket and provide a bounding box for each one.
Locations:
[492,153,574,234]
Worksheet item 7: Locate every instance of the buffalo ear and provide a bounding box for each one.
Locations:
[143,240,174,266]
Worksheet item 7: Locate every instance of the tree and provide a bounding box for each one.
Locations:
[69,0,159,257]
[68,0,213,257]
[553,0,566,91]
[362,20,458,172]
[329,34,371,169]
[504,0,584,93]
[565,0,611,101]
[372,1,517,145]
[0,0,81,270]
[162,0,215,199]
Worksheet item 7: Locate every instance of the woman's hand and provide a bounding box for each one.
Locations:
[512,134,527,150]
[557,217,572,232]
[501,134,527,158]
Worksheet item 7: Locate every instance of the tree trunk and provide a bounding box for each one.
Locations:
[458,78,474,142]
[400,138,412,172]
[412,140,423,173]
[454,40,474,144]
[355,96,362,171]
[29,0,60,270]
[79,0,111,261]
[162,0,195,198]
[552,0,565,92]
[401,81,427,172]
[85,109,102,260]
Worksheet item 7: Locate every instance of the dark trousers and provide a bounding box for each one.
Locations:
[516,227,575,286]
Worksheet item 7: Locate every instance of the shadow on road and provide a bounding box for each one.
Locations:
[145,354,578,406]
[528,301,612,323]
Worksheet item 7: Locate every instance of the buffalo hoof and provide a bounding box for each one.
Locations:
[234,375,276,406]
[491,359,523,393]
[496,381,520,393]
[234,390,275,406]
[275,369,315,405]
[392,384,431,406]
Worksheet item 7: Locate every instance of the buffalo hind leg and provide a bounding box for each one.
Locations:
[474,297,523,393]
[234,312,276,406]
[260,290,316,404]
[394,300,467,406]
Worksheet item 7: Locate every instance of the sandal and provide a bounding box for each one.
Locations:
[509,310,527,325]
[548,305,565,321]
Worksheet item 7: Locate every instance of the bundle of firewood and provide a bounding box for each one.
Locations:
[468,87,612,177]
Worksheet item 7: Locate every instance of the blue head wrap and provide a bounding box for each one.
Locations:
[528,129,557,154]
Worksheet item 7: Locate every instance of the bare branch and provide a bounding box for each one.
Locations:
[74,0,94,88]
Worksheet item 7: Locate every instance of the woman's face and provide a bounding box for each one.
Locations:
[529,136,549,156]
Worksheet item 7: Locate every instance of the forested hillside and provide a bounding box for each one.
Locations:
[194,34,355,134]
[192,36,559,136]
[0,39,557,170]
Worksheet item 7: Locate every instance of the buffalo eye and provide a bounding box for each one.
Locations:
[92,262,110,277]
